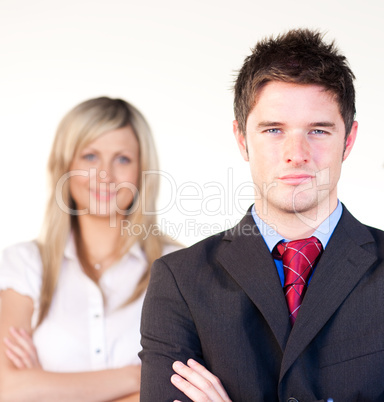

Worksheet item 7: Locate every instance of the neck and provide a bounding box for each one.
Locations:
[75,214,125,267]
[254,198,338,240]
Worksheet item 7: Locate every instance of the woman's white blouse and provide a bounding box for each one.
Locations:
[0,238,179,373]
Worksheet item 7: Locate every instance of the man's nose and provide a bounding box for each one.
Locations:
[283,135,310,166]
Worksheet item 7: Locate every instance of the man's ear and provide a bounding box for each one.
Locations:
[343,121,358,161]
[233,120,249,162]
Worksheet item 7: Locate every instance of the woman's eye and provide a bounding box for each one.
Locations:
[117,155,131,164]
[82,153,97,161]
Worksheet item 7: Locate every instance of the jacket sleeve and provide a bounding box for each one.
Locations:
[139,257,203,402]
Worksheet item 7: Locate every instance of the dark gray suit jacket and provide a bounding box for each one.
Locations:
[140,207,384,401]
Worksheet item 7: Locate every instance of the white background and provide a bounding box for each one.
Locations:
[1,0,383,250]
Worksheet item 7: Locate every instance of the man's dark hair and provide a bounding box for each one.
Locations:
[234,29,356,138]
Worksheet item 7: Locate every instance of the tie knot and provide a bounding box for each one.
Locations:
[273,236,323,326]
[274,236,323,287]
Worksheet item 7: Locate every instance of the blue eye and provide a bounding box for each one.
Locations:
[117,155,131,164]
[82,153,97,161]
[266,128,282,134]
[310,129,326,135]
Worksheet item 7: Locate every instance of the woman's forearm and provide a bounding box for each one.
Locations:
[0,365,140,402]
[113,391,140,402]
[0,291,140,402]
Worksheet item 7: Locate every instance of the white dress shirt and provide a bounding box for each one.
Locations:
[0,236,179,372]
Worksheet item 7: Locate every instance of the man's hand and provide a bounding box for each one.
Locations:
[171,359,232,402]
[3,326,42,369]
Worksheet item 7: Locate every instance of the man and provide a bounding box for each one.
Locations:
[139,29,384,401]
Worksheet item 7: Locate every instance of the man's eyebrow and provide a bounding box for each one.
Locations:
[309,121,336,128]
[255,121,338,129]
[256,121,284,128]
[257,120,336,128]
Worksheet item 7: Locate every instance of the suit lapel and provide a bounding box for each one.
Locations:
[217,211,291,352]
[280,208,378,380]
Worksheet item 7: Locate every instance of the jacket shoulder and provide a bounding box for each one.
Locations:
[340,206,384,260]
[159,230,227,267]
[365,225,384,257]
[365,225,384,239]
[159,210,256,266]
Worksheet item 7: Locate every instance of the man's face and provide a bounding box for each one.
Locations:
[234,81,357,224]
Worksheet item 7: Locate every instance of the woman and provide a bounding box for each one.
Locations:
[0,97,179,401]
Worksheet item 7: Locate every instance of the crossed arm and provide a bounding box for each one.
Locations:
[171,359,231,402]
[0,289,140,402]
[140,258,233,402]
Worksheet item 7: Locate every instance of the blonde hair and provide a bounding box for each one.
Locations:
[37,97,170,327]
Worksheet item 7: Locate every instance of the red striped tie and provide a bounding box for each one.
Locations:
[274,236,323,326]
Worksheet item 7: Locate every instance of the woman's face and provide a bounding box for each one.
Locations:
[69,126,140,218]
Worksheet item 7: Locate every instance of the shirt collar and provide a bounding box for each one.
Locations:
[251,201,343,252]
[122,241,146,263]
[63,233,146,264]
[63,233,78,261]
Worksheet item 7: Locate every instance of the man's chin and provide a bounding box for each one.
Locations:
[267,196,321,216]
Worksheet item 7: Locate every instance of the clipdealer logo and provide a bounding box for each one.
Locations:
[55,167,332,237]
